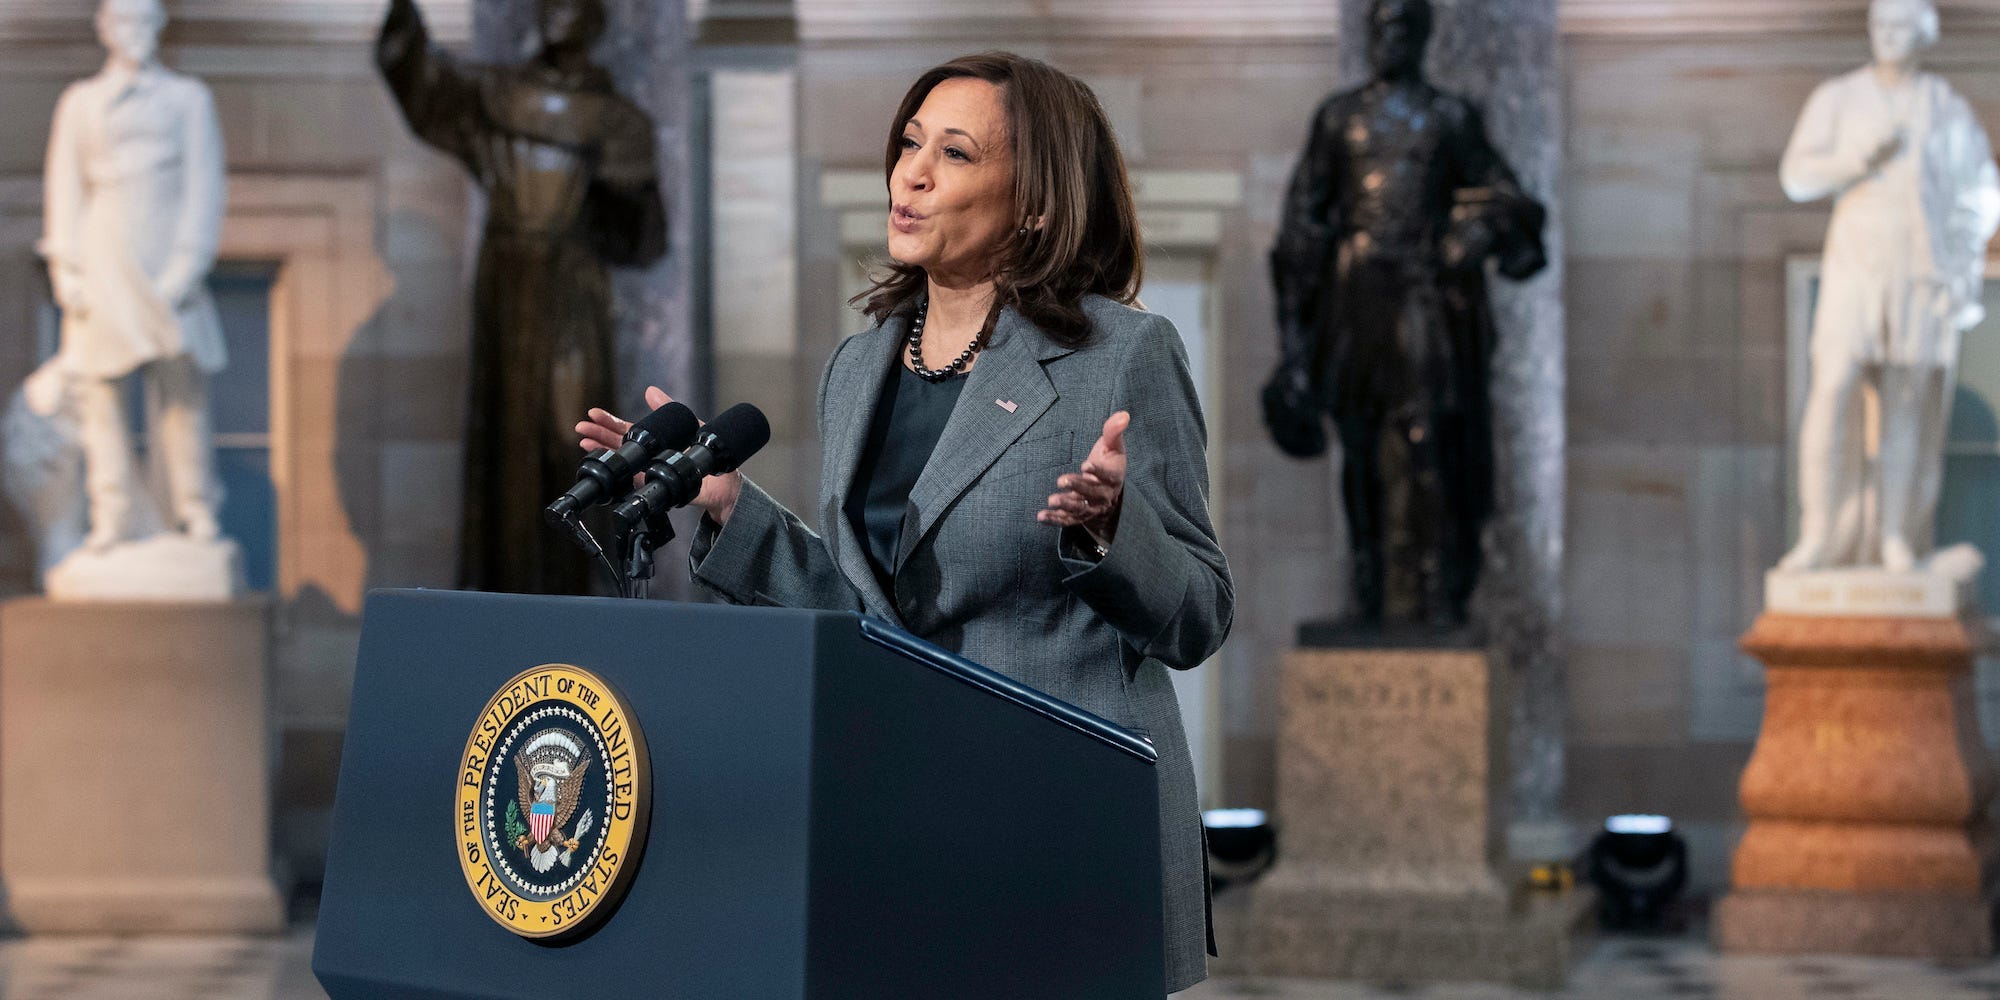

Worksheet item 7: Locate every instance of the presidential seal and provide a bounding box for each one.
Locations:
[457,664,649,940]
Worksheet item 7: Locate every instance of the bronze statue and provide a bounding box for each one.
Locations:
[1265,0,1546,629]
[377,0,666,595]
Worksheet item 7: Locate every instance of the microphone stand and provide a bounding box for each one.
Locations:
[618,508,676,601]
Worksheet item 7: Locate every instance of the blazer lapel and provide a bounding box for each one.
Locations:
[820,317,903,619]
[894,307,1071,574]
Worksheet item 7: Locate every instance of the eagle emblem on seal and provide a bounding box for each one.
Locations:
[510,729,594,874]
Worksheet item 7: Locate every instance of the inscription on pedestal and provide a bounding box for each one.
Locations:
[1765,569,1969,618]
[1315,674,1464,712]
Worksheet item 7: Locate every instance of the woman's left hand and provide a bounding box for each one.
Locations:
[1038,410,1129,545]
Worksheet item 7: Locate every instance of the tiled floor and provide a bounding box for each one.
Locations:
[1184,939,2000,1000]
[4,929,2000,998]
[0,929,325,1000]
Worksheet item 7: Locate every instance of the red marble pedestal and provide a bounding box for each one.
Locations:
[1715,612,1999,958]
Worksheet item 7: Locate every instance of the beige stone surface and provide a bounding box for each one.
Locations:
[1238,877,1593,989]
[0,596,283,932]
[1241,647,1587,985]
[1265,648,1509,896]
[1721,610,1999,957]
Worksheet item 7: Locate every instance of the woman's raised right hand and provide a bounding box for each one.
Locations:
[576,385,745,525]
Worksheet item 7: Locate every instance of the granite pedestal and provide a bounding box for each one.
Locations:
[0,597,284,932]
[1716,571,1999,958]
[1239,643,1591,988]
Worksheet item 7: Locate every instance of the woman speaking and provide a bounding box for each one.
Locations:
[580,52,1232,992]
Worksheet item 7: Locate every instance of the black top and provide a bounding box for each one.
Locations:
[845,361,968,597]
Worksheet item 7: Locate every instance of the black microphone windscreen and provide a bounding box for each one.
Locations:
[704,403,772,468]
[632,400,699,446]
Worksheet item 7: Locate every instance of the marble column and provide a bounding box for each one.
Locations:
[476,0,700,597]
[1333,0,1569,837]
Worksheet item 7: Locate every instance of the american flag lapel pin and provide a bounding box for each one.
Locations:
[996,398,1018,413]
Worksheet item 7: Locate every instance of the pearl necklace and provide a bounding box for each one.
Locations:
[907,299,981,382]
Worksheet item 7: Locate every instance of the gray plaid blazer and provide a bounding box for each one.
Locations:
[689,294,1233,992]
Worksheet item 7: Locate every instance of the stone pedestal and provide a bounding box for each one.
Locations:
[1240,646,1591,988]
[1716,572,1998,958]
[0,597,284,932]
[45,535,246,602]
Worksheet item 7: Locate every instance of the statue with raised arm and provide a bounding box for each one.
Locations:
[1778,0,2000,575]
[41,0,227,555]
[376,0,667,596]
[1264,0,1547,630]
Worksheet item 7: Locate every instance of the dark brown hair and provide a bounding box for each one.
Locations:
[852,52,1143,348]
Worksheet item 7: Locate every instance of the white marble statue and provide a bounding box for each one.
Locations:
[22,0,241,599]
[1778,0,2000,574]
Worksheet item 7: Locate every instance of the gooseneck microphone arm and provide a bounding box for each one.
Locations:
[561,511,622,592]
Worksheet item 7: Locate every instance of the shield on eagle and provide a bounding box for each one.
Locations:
[530,801,555,844]
[515,729,590,857]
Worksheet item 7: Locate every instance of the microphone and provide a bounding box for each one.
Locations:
[611,402,771,530]
[545,401,698,526]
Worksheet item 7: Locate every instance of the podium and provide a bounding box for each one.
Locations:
[313,590,1164,999]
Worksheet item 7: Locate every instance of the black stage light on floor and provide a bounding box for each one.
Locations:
[1203,808,1276,890]
[1586,813,1688,930]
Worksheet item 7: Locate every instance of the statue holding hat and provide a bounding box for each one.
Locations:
[1264,0,1548,630]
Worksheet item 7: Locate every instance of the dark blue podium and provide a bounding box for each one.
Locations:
[313,589,1164,999]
